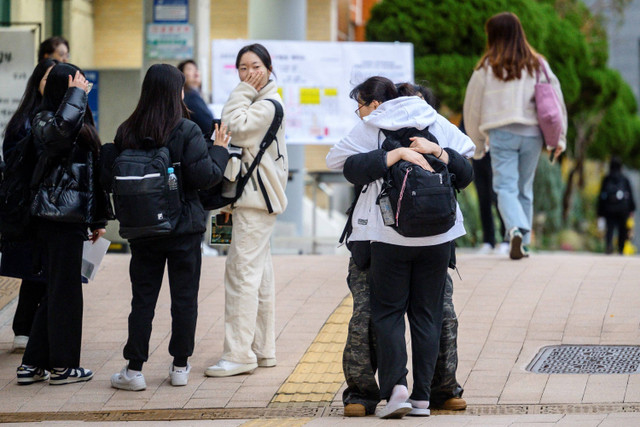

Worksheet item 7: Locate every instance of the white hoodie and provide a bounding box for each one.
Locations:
[326,96,476,247]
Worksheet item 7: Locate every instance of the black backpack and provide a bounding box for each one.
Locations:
[199,99,284,213]
[111,138,183,240]
[0,133,37,241]
[378,127,457,237]
[600,176,631,216]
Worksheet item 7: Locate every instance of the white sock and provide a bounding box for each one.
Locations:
[388,384,409,405]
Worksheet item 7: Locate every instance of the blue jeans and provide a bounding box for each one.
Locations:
[489,129,543,245]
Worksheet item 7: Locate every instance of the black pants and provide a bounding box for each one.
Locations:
[473,153,505,246]
[124,233,202,370]
[22,221,86,369]
[370,241,450,401]
[12,279,47,336]
[605,214,629,254]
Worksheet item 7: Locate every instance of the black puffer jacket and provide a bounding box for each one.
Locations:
[101,118,229,237]
[30,87,110,230]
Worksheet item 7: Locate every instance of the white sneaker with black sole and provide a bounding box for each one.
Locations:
[111,367,146,391]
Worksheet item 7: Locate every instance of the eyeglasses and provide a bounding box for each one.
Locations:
[354,104,365,118]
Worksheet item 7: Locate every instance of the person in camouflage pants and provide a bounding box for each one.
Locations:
[342,255,464,415]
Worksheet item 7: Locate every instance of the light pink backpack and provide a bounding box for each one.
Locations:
[535,59,563,148]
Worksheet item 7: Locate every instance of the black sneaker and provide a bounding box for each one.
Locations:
[50,367,94,385]
[17,365,50,385]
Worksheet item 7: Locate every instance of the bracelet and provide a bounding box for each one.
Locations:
[436,146,444,159]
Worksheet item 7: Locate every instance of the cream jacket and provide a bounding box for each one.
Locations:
[222,80,288,214]
[463,57,568,159]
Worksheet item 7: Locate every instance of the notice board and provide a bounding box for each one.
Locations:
[211,40,413,144]
[0,28,36,145]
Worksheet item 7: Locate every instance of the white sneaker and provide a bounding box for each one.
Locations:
[204,359,257,377]
[376,401,412,419]
[12,335,28,352]
[169,363,191,386]
[407,398,430,417]
[111,367,146,391]
[258,358,276,368]
[494,242,510,255]
[476,243,493,254]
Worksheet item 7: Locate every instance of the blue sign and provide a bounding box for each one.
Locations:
[153,0,189,23]
[84,70,99,131]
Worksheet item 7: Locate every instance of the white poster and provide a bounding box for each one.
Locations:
[212,40,413,144]
[0,29,36,144]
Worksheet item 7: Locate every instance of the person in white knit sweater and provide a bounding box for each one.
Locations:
[463,11,568,260]
[205,44,288,377]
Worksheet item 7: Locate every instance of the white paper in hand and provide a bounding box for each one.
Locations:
[82,237,110,281]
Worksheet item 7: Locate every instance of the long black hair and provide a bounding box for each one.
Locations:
[117,64,189,150]
[3,58,57,144]
[349,76,398,106]
[40,63,101,153]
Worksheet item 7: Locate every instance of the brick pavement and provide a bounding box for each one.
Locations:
[0,252,639,425]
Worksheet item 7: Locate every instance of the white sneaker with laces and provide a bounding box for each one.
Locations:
[476,243,493,255]
[170,363,191,386]
[111,367,146,391]
[205,359,257,377]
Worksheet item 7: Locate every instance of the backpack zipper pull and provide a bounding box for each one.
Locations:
[438,173,442,185]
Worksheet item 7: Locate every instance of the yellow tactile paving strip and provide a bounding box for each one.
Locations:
[0,276,20,312]
[269,295,352,406]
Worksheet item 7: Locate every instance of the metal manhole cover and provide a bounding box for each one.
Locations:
[527,345,640,374]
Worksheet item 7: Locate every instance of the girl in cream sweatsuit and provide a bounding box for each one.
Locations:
[206,44,288,378]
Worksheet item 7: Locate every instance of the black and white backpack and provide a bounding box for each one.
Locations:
[111,138,183,240]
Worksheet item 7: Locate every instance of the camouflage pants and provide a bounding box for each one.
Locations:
[342,259,463,410]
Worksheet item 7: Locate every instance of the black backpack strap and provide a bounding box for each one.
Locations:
[235,98,284,213]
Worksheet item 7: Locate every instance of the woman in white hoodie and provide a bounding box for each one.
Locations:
[206,44,288,378]
[463,12,568,259]
[326,76,475,418]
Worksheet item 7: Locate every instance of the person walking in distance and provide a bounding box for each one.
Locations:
[597,156,636,254]
[205,44,288,377]
[463,12,568,259]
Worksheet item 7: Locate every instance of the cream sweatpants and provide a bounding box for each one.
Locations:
[222,207,277,364]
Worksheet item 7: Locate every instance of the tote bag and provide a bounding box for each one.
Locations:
[535,60,563,148]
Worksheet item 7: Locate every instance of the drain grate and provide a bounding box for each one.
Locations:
[527,345,640,374]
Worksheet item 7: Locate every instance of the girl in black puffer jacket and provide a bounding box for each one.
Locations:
[18,63,110,386]
[101,64,229,390]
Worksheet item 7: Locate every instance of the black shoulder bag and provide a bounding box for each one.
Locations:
[200,98,284,212]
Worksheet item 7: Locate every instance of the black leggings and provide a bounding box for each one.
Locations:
[370,241,451,401]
